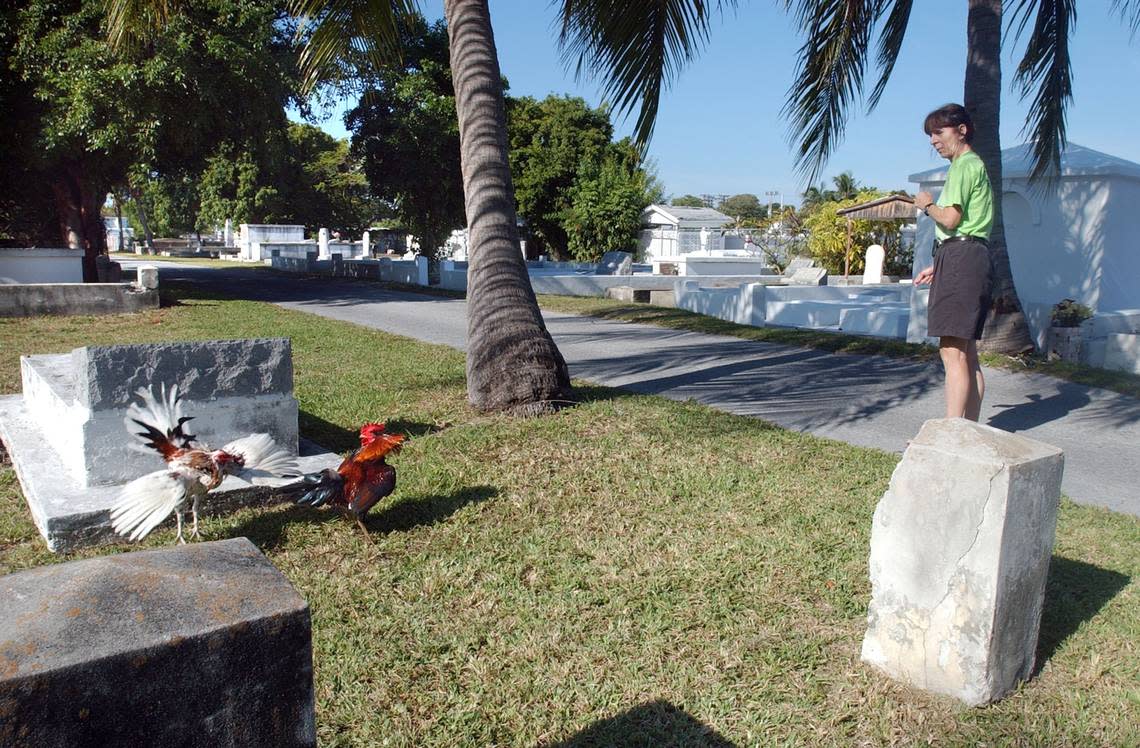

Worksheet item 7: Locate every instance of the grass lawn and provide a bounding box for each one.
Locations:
[1,286,1137,746]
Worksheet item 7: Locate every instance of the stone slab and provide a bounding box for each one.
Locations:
[789,266,828,286]
[0,283,158,317]
[0,394,340,552]
[594,251,633,276]
[861,418,1063,705]
[0,538,315,747]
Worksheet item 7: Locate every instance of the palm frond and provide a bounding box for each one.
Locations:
[103,0,182,53]
[1111,0,1140,37]
[867,0,913,110]
[289,0,420,95]
[556,0,739,150]
[1008,0,1075,183]
[782,0,882,184]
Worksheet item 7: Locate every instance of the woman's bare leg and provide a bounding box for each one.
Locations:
[965,339,984,421]
[939,337,972,419]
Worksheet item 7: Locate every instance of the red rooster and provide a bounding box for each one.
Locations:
[296,422,405,538]
[110,384,299,543]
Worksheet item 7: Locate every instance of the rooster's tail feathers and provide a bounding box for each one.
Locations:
[296,468,343,508]
[109,470,185,541]
[125,384,196,456]
[222,433,300,482]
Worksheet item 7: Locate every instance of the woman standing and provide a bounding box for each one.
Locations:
[913,104,994,421]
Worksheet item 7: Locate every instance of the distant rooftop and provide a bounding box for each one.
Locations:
[643,204,732,226]
[910,142,1140,183]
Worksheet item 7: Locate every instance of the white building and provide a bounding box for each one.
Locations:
[910,142,1140,350]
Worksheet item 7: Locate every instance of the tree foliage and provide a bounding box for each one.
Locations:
[2,0,297,264]
[506,94,612,257]
[801,190,905,276]
[718,193,766,225]
[670,194,705,207]
[563,140,663,261]
[347,16,463,259]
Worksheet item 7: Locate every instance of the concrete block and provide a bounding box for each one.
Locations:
[862,419,1064,705]
[789,267,827,285]
[18,338,298,488]
[137,264,159,289]
[0,538,315,747]
[1103,333,1140,374]
[0,283,159,318]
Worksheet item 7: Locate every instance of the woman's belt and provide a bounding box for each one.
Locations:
[935,234,989,249]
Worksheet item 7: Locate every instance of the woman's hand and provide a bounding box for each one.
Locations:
[914,267,934,286]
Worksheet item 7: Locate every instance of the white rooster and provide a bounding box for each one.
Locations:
[109,384,299,543]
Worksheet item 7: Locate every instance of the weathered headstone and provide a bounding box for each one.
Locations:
[789,266,827,286]
[595,251,633,276]
[224,218,234,247]
[862,418,1063,705]
[137,264,159,289]
[318,227,329,259]
[864,244,885,284]
[0,537,315,747]
[782,256,815,277]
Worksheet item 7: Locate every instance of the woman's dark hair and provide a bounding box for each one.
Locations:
[923,103,974,142]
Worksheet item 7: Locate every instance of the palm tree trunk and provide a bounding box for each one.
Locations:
[965,0,1034,354]
[444,0,572,414]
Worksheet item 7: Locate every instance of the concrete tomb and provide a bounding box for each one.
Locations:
[0,338,338,551]
[0,537,315,747]
[861,418,1063,705]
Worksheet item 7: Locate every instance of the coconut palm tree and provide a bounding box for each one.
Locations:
[561,0,1139,354]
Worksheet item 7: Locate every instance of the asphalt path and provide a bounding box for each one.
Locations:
[141,261,1140,517]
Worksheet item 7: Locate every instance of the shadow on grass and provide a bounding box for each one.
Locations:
[232,485,497,549]
[1034,554,1131,674]
[365,484,497,534]
[540,699,737,748]
[300,411,455,455]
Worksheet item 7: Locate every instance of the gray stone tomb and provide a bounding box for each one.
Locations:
[0,537,315,747]
[0,338,339,551]
[861,418,1064,705]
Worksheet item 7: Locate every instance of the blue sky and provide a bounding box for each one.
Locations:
[303,1,1139,205]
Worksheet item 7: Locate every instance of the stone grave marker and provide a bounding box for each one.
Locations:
[861,418,1063,705]
[864,244,885,283]
[0,537,315,747]
[595,251,633,276]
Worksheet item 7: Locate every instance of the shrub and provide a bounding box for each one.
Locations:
[1049,298,1093,327]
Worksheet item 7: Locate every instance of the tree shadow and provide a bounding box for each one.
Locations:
[1034,554,1131,675]
[540,700,737,748]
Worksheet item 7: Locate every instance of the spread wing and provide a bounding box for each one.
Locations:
[109,469,186,541]
[221,433,300,482]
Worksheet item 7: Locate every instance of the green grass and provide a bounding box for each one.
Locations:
[2,286,1137,746]
[535,294,1140,399]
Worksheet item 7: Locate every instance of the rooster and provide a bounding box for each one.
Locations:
[295,422,405,538]
[109,384,299,543]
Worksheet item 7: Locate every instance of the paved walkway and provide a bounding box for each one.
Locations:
[139,261,1140,517]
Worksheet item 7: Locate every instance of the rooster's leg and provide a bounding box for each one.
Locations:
[175,510,186,545]
[190,496,201,540]
[353,514,374,544]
